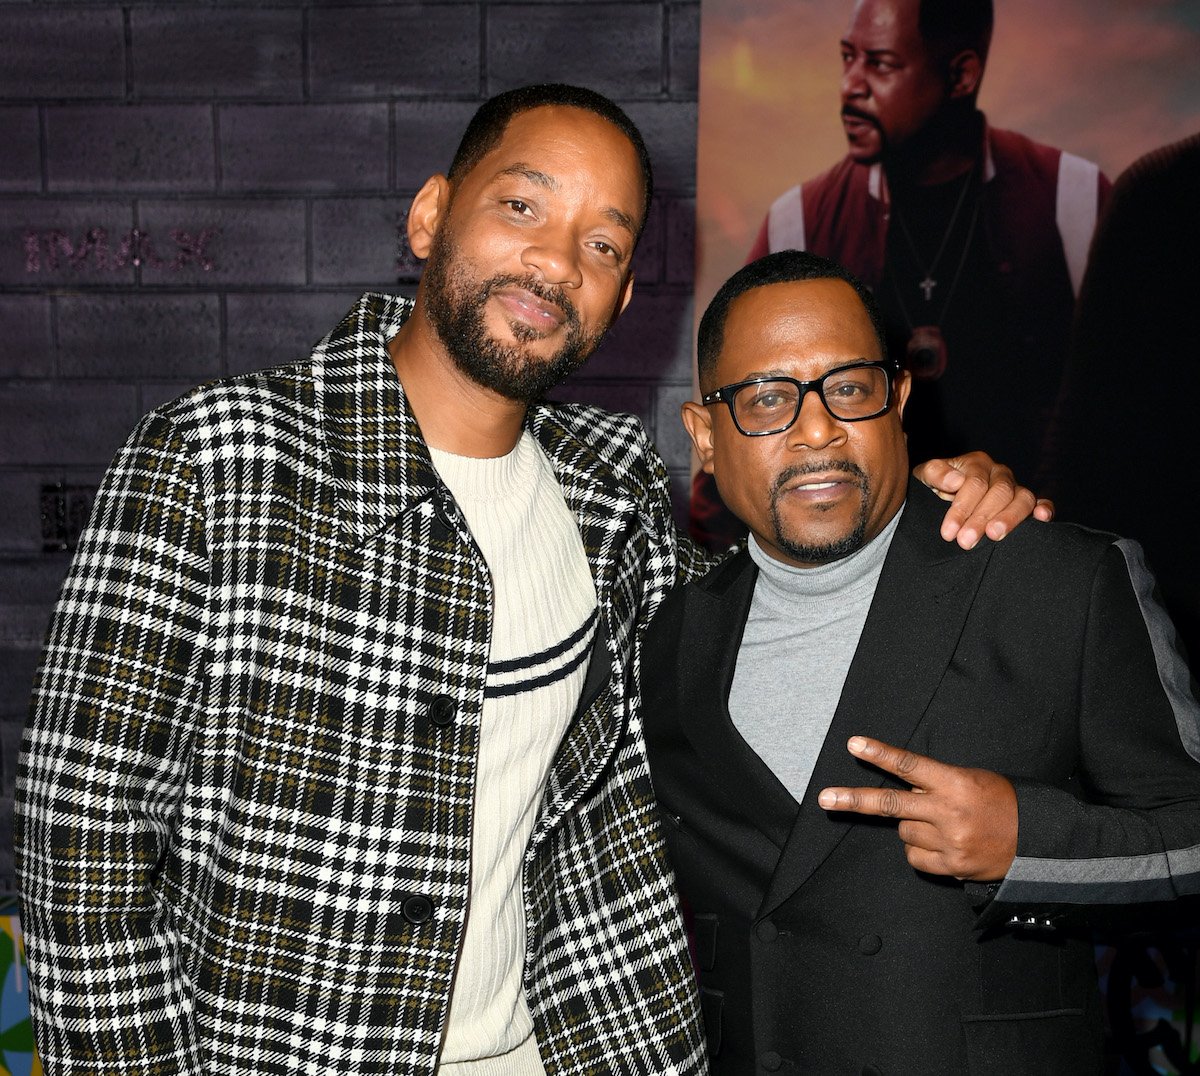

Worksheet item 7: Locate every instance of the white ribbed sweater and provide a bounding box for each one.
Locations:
[430,432,597,1076]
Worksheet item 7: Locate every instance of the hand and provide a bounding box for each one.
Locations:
[816,736,1018,881]
[913,451,1054,550]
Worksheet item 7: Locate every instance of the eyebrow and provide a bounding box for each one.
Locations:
[737,360,874,380]
[495,163,638,237]
[840,38,901,58]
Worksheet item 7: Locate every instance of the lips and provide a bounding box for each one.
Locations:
[492,285,566,333]
[840,108,879,139]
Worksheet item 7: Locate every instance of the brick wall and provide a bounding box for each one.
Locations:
[0,0,700,889]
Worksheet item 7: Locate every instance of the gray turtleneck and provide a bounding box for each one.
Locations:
[727,506,903,804]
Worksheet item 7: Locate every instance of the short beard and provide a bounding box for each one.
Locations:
[769,459,870,564]
[421,225,608,402]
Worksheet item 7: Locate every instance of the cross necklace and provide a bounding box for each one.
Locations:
[891,165,976,303]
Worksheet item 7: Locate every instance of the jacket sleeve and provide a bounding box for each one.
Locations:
[15,411,210,1073]
[993,539,1200,911]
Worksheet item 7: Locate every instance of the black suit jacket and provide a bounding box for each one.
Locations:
[644,480,1200,1075]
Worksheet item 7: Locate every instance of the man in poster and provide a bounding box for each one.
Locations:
[693,0,1109,549]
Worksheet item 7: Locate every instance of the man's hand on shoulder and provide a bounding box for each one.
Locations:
[817,736,1018,882]
[914,451,1054,550]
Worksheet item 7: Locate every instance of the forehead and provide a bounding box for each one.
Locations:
[717,278,883,381]
[467,106,642,200]
[845,0,925,55]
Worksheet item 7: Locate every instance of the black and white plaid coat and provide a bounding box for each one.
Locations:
[15,293,712,1075]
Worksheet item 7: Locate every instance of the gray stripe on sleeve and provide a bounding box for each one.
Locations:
[999,842,1200,904]
[1115,538,1200,762]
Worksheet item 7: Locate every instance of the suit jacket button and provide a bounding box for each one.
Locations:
[755,920,778,942]
[760,1052,782,1071]
[858,934,883,955]
[862,1066,884,1076]
[427,695,457,728]
[402,894,434,924]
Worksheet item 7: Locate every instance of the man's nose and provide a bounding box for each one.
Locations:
[841,59,868,100]
[786,389,845,450]
[521,229,583,288]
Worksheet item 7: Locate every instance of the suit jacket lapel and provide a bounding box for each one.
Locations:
[526,406,641,838]
[759,481,995,918]
[674,551,800,850]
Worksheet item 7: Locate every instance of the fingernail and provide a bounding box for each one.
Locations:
[847,736,867,753]
[818,790,836,809]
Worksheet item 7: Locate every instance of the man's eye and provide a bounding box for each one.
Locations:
[505,200,532,216]
[827,379,869,398]
[590,240,619,259]
[749,390,794,410]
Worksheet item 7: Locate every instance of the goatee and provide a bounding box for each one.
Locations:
[769,459,870,564]
[421,227,608,402]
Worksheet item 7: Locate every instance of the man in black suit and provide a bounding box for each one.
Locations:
[644,249,1200,1075]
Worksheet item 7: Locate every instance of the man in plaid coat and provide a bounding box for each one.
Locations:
[15,85,1041,1075]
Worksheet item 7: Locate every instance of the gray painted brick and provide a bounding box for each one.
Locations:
[0,108,41,192]
[652,380,693,471]
[625,101,697,194]
[139,200,306,286]
[0,200,136,287]
[221,104,388,192]
[309,6,479,98]
[0,602,55,651]
[669,3,700,98]
[394,102,480,188]
[226,290,372,376]
[665,196,695,284]
[547,380,652,424]
[0,297,53,379]
[0,558,70,608]
[313,198,413,286]
[0,471,106,557]
[0,9,125,99]
[132,8,303,99]
[58,294,221,380]
[631,200,664,286]
[588,293,693,382]
[487,5,663,96]
[667,467,691,532]
[46,105,216,192]
[139,381,212,414]
[0,645,47,719]
[0,382,139,468]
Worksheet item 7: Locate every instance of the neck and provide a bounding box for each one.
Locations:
[387,295,528,459]
[886,108,982,188]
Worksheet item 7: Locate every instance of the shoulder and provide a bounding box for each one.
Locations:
[533,399,666,484]
[146,360,318,457]
[987,124,1105,187]
[646,548,749,643]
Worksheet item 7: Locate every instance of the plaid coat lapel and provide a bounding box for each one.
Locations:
[527,406,642,837]
[313,293,440,546]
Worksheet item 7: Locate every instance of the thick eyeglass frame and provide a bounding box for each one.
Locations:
[701,359,900,437]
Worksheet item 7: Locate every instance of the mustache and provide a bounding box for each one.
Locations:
[841,104,880,128]
[483,273,581,331]
[772,459,867,497]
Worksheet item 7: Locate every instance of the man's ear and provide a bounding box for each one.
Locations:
[947,49,983,100]
[681,400,716,474]
[407,174,451,260]
[894,369,913,419]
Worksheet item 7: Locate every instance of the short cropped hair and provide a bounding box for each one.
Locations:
[696,250,890,391]
[446,84,654,239]
[919,0,993,65]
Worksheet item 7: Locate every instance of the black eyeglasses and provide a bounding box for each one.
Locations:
[702,360,899,436]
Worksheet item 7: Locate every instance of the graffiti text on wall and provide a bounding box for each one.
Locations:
[23,228,220,273]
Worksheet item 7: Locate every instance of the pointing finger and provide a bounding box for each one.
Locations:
[846,736,949,789]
